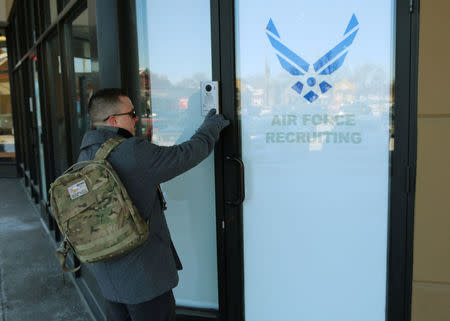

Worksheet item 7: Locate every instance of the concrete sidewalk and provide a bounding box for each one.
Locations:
[0,178,94,321]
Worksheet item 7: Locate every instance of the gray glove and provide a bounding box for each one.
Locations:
[200,109,230,133]
[192,109,230,145]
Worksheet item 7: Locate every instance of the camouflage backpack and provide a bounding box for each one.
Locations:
[49,137,149,272]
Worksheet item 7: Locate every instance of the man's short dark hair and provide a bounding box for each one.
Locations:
[88,88,128,126]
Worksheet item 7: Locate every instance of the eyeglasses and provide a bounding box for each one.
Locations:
[103,110,137,122]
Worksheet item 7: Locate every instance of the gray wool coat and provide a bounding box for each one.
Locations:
[77,117,224,304]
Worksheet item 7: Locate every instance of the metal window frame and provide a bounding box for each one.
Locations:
[211,1,244,321]
[386,1,419,321]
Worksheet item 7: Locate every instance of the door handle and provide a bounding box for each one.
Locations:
[225,156,245,206]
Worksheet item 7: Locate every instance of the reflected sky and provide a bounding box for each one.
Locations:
[135,0,218,310]
[136,0,212,83]
[236,1,394,321]
[136,0,212,143]
[236,0,395,77]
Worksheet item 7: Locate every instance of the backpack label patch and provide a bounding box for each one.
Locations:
[68,180,89,200]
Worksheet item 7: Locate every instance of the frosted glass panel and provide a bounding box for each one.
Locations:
[236,1,394,320]
[136,0,218,309]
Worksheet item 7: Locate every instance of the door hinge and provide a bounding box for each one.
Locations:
[409,0,414,13]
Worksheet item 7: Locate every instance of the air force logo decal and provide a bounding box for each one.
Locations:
[265,14,359,103]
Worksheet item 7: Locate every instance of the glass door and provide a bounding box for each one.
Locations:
[135,0,219,310]
[235,1,395,320]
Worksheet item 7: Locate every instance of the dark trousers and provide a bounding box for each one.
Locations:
[105,290,176,321]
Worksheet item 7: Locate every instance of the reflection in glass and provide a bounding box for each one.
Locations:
[50,0,58,23]
[59,0,71,11]
[33,59,47,201]
[70,9,98,153]
[0,44,15,161]
[136,0,218,309]
[236,1,394,320]
[46,35,67,175]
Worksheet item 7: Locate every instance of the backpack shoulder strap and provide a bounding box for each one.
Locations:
[94,137,126,161]
[56,237,81,273]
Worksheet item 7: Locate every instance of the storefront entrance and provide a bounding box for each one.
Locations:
[128,1,416,321]
[5,0,419,320]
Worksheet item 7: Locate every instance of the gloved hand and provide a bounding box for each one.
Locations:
[202,109,230,132]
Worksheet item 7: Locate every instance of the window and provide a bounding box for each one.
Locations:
[69,8,98,155]
[45,35,68,175]
[0,38,15,162]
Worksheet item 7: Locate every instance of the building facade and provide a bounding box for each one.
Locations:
[4,0,449,321]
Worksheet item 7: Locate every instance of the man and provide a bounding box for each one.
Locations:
[78,88,229,321]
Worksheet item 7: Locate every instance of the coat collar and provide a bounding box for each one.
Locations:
[80,126,133,150]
